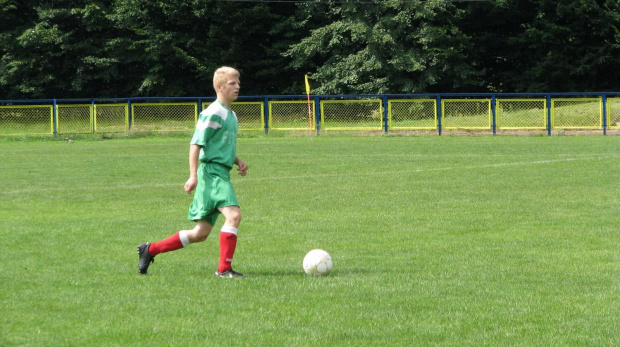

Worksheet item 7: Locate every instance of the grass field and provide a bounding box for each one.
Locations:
[1,135,619,346]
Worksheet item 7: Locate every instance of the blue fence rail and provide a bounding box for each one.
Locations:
[1,93,619,136]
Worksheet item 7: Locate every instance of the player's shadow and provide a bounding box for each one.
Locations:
[237,267,374,278]
[244,270,308,277]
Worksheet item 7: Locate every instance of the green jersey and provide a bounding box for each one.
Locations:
[190,100,238,169]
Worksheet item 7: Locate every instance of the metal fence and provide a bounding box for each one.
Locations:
[1,93,619,136]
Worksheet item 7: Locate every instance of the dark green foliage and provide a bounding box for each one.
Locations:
[0,0,300,98]
[460,0,620,92]
[1,0,619,98]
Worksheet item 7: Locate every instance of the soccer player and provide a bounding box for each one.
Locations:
[137,66,248,278]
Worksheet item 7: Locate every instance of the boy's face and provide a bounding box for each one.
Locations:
[217,75,240,104]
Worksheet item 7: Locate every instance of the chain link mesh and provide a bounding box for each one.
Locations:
[269,101,314,130]
[2,96,618,136]
[230,102,264,131]
[552,98,601,129]
[442,100,491,129]
[608,98,620,129]
[95,104,127,133]
[320,99,383,130]
[496,99,547,129]
[131,103,197,132]
[388,99,436,129]
[57,104,93,134]
[0,105,53,135]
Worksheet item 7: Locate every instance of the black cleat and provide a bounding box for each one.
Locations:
[214,269,246,278]
[137,242,154,275]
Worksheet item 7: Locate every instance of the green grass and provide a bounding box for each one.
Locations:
[1,135,619,346]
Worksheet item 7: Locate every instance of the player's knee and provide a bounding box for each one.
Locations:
[194,230,209,242]
[226,210,242,227]
[189,222,212,243]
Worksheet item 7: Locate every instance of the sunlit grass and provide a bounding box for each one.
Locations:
[1,136,619,346]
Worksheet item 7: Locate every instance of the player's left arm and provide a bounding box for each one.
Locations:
[234,156,248,176]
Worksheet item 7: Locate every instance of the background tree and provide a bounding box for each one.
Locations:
[0,0,117,98]
[459,0,620,92]
[286,0,484,94]
[1,0,619,98]
[107,0,300,96]
[0,0,299,98]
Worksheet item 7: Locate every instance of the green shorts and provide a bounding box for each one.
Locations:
[187,163,239,225]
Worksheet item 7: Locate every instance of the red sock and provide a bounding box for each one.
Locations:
[149,232,184,257]
[218,227,238,273]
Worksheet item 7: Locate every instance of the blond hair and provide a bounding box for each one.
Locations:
[213,66,240,91]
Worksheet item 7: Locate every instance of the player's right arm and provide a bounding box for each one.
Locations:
[184,144,201,194]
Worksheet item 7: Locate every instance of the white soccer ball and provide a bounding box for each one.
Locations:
[303,249,333,276]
